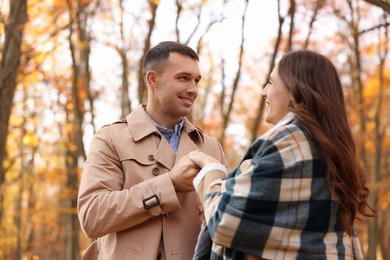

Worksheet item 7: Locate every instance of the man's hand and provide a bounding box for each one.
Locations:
[169,156,200,192]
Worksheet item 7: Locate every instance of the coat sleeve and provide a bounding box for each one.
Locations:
[77,128,180,239]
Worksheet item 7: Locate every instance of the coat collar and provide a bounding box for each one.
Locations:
[126,104,204,143]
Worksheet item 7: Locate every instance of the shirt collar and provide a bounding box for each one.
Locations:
[126,104,204,142]
[154,119,184,137]
[142,107,184,136]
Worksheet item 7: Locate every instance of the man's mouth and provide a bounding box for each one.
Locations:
[179,97,194,106]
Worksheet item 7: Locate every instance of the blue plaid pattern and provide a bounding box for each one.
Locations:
[195,119,364,260]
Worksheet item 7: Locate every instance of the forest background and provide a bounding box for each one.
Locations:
[0,0,389,259]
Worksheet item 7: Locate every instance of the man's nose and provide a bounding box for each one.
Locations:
[187,82,198,94]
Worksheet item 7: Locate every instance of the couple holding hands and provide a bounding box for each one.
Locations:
[77,41,371,260]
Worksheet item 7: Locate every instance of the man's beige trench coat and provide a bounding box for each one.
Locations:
[77,105,227,260]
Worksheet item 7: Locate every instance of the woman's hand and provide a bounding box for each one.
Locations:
[188,151,219,168]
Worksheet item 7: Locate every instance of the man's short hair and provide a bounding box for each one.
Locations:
[142,41,199,75]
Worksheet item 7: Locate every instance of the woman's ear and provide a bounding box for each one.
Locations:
[288,95,295,108]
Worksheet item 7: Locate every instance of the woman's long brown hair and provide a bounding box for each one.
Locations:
[278,50,374,235]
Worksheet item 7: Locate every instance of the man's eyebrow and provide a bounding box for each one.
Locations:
[177,72,192,76]
[177,72,201,79]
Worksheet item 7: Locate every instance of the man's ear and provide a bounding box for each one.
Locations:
[146,71,157,87]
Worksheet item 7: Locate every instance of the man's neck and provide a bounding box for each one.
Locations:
[144,105,182,130]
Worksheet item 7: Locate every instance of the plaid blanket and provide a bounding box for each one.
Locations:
[194,118,364,260]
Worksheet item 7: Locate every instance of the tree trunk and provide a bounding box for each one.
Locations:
[374,20,387,260]
[218,0,249,147]
[137,0,158,104]
[63,0,95,257]
[303,1,324,49]
[119,0,131,118]
[286,0,296,52]
[340,1,375,257]
[0,0,27,221]
[251,0,285,142]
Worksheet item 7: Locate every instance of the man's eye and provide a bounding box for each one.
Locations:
[179,76,188,81]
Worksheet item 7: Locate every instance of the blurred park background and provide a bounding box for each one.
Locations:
[0,0,389,259]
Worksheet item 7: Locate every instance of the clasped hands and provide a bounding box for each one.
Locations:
[168,151,220,192]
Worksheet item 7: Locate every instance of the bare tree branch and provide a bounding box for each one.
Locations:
[359,22,390,34]
[363,0,390,13]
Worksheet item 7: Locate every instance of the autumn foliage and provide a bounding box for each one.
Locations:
[0,0,389,259]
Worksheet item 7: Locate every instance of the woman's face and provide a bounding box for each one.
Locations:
[261,65,292,125]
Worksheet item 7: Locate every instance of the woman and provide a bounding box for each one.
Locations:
[189,50,373,259]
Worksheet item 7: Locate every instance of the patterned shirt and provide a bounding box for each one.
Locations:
[155,119,184,152]
[145,109,184,152]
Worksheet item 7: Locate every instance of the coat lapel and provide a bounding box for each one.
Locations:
[155,137,176,170]
[175,132,199,163]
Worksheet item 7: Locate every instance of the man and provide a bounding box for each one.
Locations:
[77,41,227,260]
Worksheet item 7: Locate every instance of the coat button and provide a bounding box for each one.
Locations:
[152,167,160,176]
[148,155,155,161]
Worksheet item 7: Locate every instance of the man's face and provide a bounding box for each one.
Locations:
[149,52,201,127]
